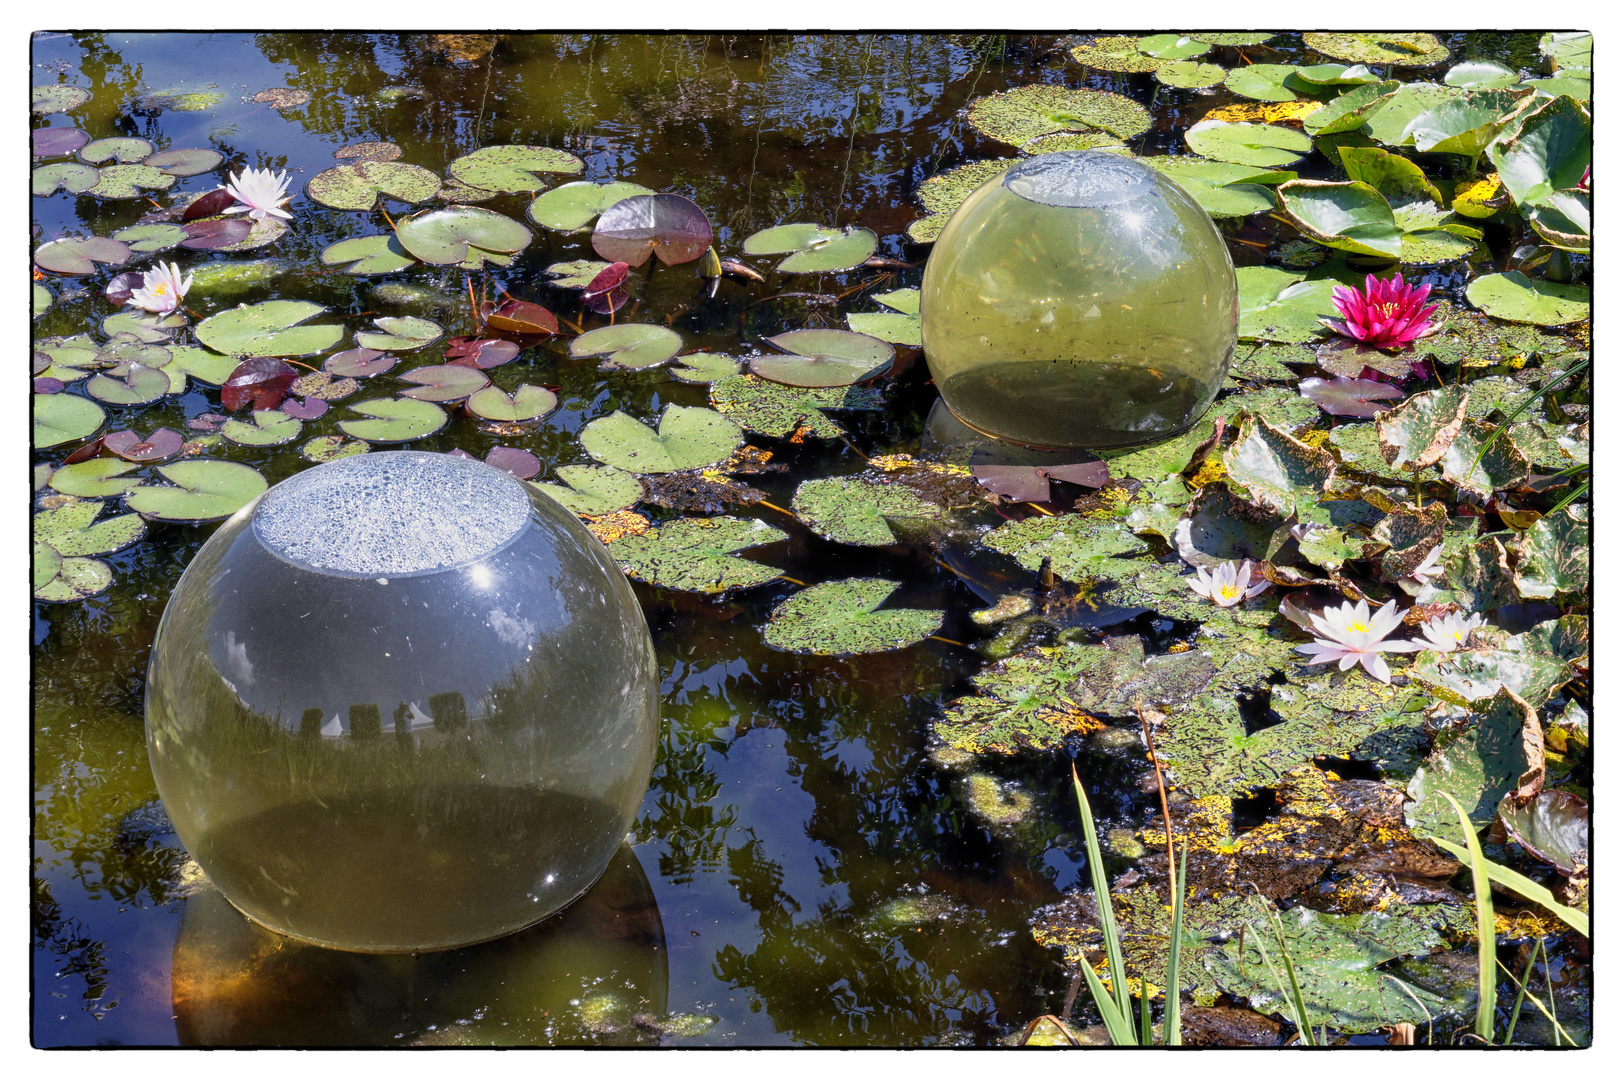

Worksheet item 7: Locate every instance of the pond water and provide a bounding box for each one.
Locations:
[32,31,1589,1047]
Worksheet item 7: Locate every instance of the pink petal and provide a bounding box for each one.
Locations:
[1360,652,1392,683]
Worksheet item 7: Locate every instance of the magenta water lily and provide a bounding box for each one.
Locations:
[1321,273,1440,351]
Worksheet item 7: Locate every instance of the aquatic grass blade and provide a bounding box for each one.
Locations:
[1427,836,1587,936]
[1161,842,1187,1047]
[1249,900,1314,1046]
[1071,765,1134,1030]
[1501,946,1539,1044]
[1443,792,1497,1042]
[1076,951,1137,1045]
[1467,357,1587,477]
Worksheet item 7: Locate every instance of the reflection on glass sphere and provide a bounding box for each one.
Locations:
[920,151,1238,450]
[145,451,661,954]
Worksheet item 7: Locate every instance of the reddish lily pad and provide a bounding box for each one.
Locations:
[397,364,490,403]
[449,446,540,480]
[445,144,585,194]
[752,329,893,387]
[104,427,185,462]
[582,262,631,315]
[306,161,442,211]
[325,347,397,378]
[483,298,558,336]
[443,338,520,369]
[338,398,449,443]
[570,324,684,372]
[592,193,713,267]
[465,384,559,423]
[1299,376,1407,418]
[180,218,254,250]
[180,189,239,221]
[280,397,330,421]
[969,446,1110,502]
[1498,790,1587,876]
[34,377,65,394]
[221,357,298,412]
[34,236,131,275]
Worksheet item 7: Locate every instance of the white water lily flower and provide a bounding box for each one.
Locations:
[127,260,192,315]
[1187,559,1269,608]
[1295,598,1424,684]
[1418,610,1485,653]
[221,166,293,221]
[1409,544,1444,584]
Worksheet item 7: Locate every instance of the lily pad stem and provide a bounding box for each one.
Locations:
[1137,701,1177,902]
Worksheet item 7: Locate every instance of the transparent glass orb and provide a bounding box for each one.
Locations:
[145,451,661,954]
[920,151,1238,449]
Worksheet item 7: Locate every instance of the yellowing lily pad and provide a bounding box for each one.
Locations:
[306,161,441,210]
[445,144,584,194]
[762,578,943,656]
[607,515,786,595]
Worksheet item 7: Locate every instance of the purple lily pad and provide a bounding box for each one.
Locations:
[582,261,632,314]
[1299,376,1407,418]
[1315,338,1420,379]
[221,357,298,412]
[969,446,1111,502]
[181,218,253,249]
[484,446,541,479]
[33,127,89,158]
[187,412,226,432]
[324,347,397,378]
[444,338,521,370]
[281,396,330,420]
[34,376,65,394]
[181,188,239,222]
[592,193,713,268]
[1498,789,1588,876]
[104,427,185,462]
[104,271,144,307]
[34,236,132,275]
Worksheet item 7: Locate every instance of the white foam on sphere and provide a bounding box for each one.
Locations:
[253,451,531,577]
[1003,150,1155,209]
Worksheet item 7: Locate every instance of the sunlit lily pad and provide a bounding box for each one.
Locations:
[741,223,878,274]
[1067,36,1164,73]
[1439,418,1530,499]
[355,315,443,352]
[1300,79,1402,135]
[1277,179,1402,259]
[1236,266,1339,343]
[395,206,531,269]
[592,193,713,267]
[145,147,224,176]
[34,336,105,383]
[1405,88,1532,158]
[1188,33,1274,47]
[669,352,742,384]
[710,375,886,440]
[466,384,559,423]
[1499,790,1587,876]
[530,464,645,516]
[33,544,113,603]
[753,329,892,388]
[101,309,185,344]
[320,233,417,275]
[1361,83,1462,146]
[32,84,91,115]
[34,236,131,276]
[1302,32,1448,67]
[446,144,584,194]
[1019,131,1129,156]
[1337,145,1443,206]
[544,259,615,288]
[607,515,786,595]
[791,476,945,547]
[570,324,684,372]
[1443,60,1518,90]
[1186,120,1312,167]
[527,180,654,231]
[86,363,172,406]
[1221,413,1337,517]
[1299,376,1405,418]
[1136,34,1211,61]
[33,496,146,557]
[77,137,152,165]
[1376,385,1469,469]
[306,161,442,211]
[325,347,397,378]
[982,515,1146,581]
[123,459,266,522]
[32,162,100,197]
[1287,63,1379,88]
[47,458,142,498]
[1489,94,1590,209]
[220,409,302,447]
[906,157,1018,243]
[87,164,177,200]
[1141,157,1292,218]
[967,85,1152,147]
[196,300,345,357]
[1538,31,1591,71]
[764,578,942,655]
[1405,687,1538,844]
[845,288,922,345]
[299,435,370,463]
[1464,271,1588,326]
[289,370,358,400]
[337,397,449,443]
[396,364,489,403]
[166,345,243,386]
[1154,61,1227,90]
[1223,64,1299,102]
[580,405,743,474]
[109,223,187,252]
[1511,506,1587,600]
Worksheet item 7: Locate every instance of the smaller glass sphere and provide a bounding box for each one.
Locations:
[145,451,661,953]
[920,151,1238,449]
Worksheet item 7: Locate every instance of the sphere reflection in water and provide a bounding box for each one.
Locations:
[920,150,1238,450]
[145,451,660,953]
[171,843,667,1045]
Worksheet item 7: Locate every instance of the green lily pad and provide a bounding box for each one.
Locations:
[1136,34,1211,61]
[34,236,131,276]
[607,515,786,595]
[966,85,1152,147]
[196,300,345,358]
[1019,131,1130,156]
[86,164,176,200]
[1464,271,1588,326]
[165,345,242,386]
[1278,180,1403,259]
[145,147,224,176]
[337,397,449,443]
[1141,157,1294,219]
[1360,83,1463,146]
[396,364,489,403]
[570,324,685,372]
[1539,31,1591,71]
[319,233,417,275]
[744,224,878,275]
[1439,418,1531,499]
[544,259,616,289]
[77,137,154,165]
[1414,536,1518,613]
[289,371,359,402]
[1302,32,1449,67]
[86,363,172,406]
[1222,414,1338,517]
[109,223,188,252]
[1236,266,1339,343]
[1153,61,1227,90]
[1405,688,1537,844]
[124,459,268,522]
[526,180,655,231]
[1377,385,1469,469]
[47,459,142,499]
[1444,60,1519,90]
[33,283,52,318]
[1173,482,1291,570]
[1490,94,1590,208]
[32,84,91,115]
[753,329,892,388]
[466,383,559,423]
[907,158,1017,244]
[1512,506,1588,600]
[1287,63,1380,89]
[33,496,147,557]
[1337,145,1443,206]
[32,539,62,594]
[1223,64,1300,103]
[709,374,885,440]
[762,578,943,656]
[33,392,105,448]
[1499,790,1587,876]
[790,476,945,547]
[395,206,532,269]
[1525,190,1589,253]
[33,555,114,603]
[1067,36,1164,74]
[1522,73,1591,102]
[299,435,370,464]
[220,409,302,447]
[354,315,444,352]
[445,144,584,194]
[1185,120,1312,167]
[1301,79,1403,135]
[669,352,742,384]
[32,162,100,197]
[305,161,441,211]
[1405,88,1532,158]
[580,405,743,475]
[530,464,645,516]
[845,290,921,346]
[101,309,185,344]
[981,515,1146,583]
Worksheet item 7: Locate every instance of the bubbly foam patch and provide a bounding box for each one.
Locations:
[1004,150,1155,209]
[253,451,531,577]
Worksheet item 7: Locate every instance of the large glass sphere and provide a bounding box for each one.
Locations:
[145,451,661,953]
[920,151,1238,449]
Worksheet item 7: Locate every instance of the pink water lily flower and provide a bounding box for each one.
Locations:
[1409,544,1445,584]
[127,260,192,315]
[220,166,293,222]
[1418,611,1486,653]
[1295,598,1424,684]
[1321,274,1440,351]
[1187,559,1270,607]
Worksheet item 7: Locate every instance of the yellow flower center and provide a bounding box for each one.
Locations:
[1218,584,1239,600]
[1348,619,1369,633]
[1372,301,1398,318]
[154,283,169,296]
